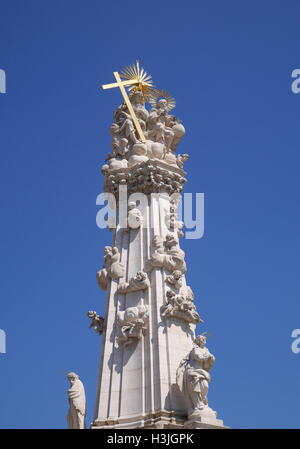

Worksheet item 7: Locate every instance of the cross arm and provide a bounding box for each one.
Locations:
[102,79,139,90]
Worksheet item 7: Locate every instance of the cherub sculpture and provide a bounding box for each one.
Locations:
[118,271,149,294]
[145,233,186,274]
[165,270,183,290]
[96,246,125,290]
[117,305,149,347]
[161,287,202,324]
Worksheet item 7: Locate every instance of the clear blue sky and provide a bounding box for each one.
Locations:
[1,0,300,429]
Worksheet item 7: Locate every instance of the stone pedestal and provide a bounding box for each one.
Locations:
[184,420,226,429]
[183,408,226,429]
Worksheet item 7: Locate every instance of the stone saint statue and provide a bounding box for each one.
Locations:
[176,334,217,420]
[67,372,86,429]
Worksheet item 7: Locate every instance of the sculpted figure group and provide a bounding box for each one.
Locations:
[102,91,187,173]
[145,233,186,274]
[95,227,202,329]
[161,287,203,325]
[95,192,203,339]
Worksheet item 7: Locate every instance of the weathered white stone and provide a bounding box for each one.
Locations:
[107,90,187,172]
[66,372,86,429]
[161,287,203,324]
[127,201,144,229]
[117,271,149,294]
[96,246,125,290]
[176,334,222,427]
[117,305,149,346]
[91,80,227,430]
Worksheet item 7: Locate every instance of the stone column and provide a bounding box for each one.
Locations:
[91,160,225,429]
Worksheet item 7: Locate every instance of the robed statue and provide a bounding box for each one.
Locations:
[66,372,86,429]
[176,334,217,420]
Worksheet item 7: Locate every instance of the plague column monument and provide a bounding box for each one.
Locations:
[85,62,226,429]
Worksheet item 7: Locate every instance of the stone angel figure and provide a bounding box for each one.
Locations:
[176,334,217,420]
[66,372,86,429]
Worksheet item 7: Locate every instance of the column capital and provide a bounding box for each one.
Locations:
[103,160,187,196]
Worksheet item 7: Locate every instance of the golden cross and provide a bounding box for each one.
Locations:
[102,72,146,143]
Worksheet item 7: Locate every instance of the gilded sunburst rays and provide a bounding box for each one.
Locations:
[149,89,176,111]
[119,61,176,110]
[120,61,156,99]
